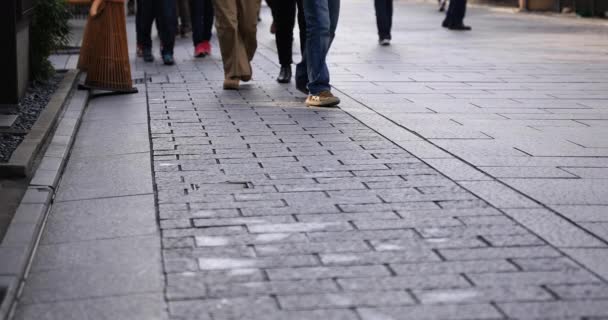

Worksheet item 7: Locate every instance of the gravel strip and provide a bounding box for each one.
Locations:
[0,73,64,162]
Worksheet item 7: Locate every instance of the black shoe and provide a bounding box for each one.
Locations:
[143,47,154,62]
[162,53,175,65]
[442,20,449,28]
[277,66,292,84]
[448,24,472,31]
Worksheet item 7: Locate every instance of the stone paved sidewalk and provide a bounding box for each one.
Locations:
[13,1,608,319]
[145,1,608,319]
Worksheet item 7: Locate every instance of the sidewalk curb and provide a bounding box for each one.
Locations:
[0,70,79,178]
[0,76,89,320]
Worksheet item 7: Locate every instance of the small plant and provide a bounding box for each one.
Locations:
[30,0,71,81]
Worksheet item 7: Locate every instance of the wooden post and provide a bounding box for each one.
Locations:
[0,0,33,110]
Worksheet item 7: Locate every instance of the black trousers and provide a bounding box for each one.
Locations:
[443,0,467,27]
[267,0,305,67]
[374,0,392,40]
[137,0,177,54]
[190,0,214,45]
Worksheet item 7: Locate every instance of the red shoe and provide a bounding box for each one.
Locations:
[194,41,211,58]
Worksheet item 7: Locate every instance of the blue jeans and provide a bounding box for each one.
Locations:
[295,0,340,95]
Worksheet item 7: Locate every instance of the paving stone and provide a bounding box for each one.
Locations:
[207,279,339,298]
[254,240,370,256]
[498,300,608,319]
[469,270,601,287]
[55,153,153,201]
[357,303,502,320]
[504,208,606,248]
[30,236,161,272]
[41,195,157,244]
[169,296,278,320]
[552,205,608,222]
[337,274,470,291]
[458,181,541,209]
[267,265,390,281]
[561,248,608,282]
[320,250,439,265]
[548,284,608,300]
[278,290,415,310]
[198,255,318,270]
[439,246,562,261]
[413,285,552,304]
[510,257,582,272]
[480,234,545,247]
[391,260,518,275]
[20,265,163,304]
[14,293,167,320]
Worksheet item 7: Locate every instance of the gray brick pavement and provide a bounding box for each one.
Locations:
[126,2,608,320]
[145,8,608,319]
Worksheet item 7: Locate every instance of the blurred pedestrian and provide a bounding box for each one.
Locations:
[190,0,213,57]
[374,0,393,46]
[438,0,447,12]
[442,0,471,30]
[266,0,277,34]
[269,0,305,83]
[518,0,527,11]
[127,0,135,15]
[213,0,261,90]
[176,0,192,37]
[136,0,178,64]
[297,0,341,107]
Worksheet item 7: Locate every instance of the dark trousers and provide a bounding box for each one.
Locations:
[137,0,177,54]
[443,0,467,27]
[374,0,392,40]
[267,0,305,67]
[190,0,214,45]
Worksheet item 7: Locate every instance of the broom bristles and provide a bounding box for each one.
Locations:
[79,1,135,92]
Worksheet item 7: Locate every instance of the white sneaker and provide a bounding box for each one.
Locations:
[379,39,391,46]
[305,91,340,107]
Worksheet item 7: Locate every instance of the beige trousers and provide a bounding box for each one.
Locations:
[213,0,261,80]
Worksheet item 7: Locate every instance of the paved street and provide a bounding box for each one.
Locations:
[12,1,608,319]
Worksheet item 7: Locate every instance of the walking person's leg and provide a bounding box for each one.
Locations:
[387,0,393,40]
[443,0,470,30]
[191,0,214,57]
[213,0,249,89]
[138,0,156,61]
[274,0,297,83]
[236,0,261,82]
[266,0,277,34]
[177,0,191,36]
[374,0,392,44]
[303,0,340,107]
[295,0,308,93]
[518,0,527,11]
[156,0,178,64]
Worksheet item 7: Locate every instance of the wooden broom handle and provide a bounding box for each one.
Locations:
[90,0,106,17]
